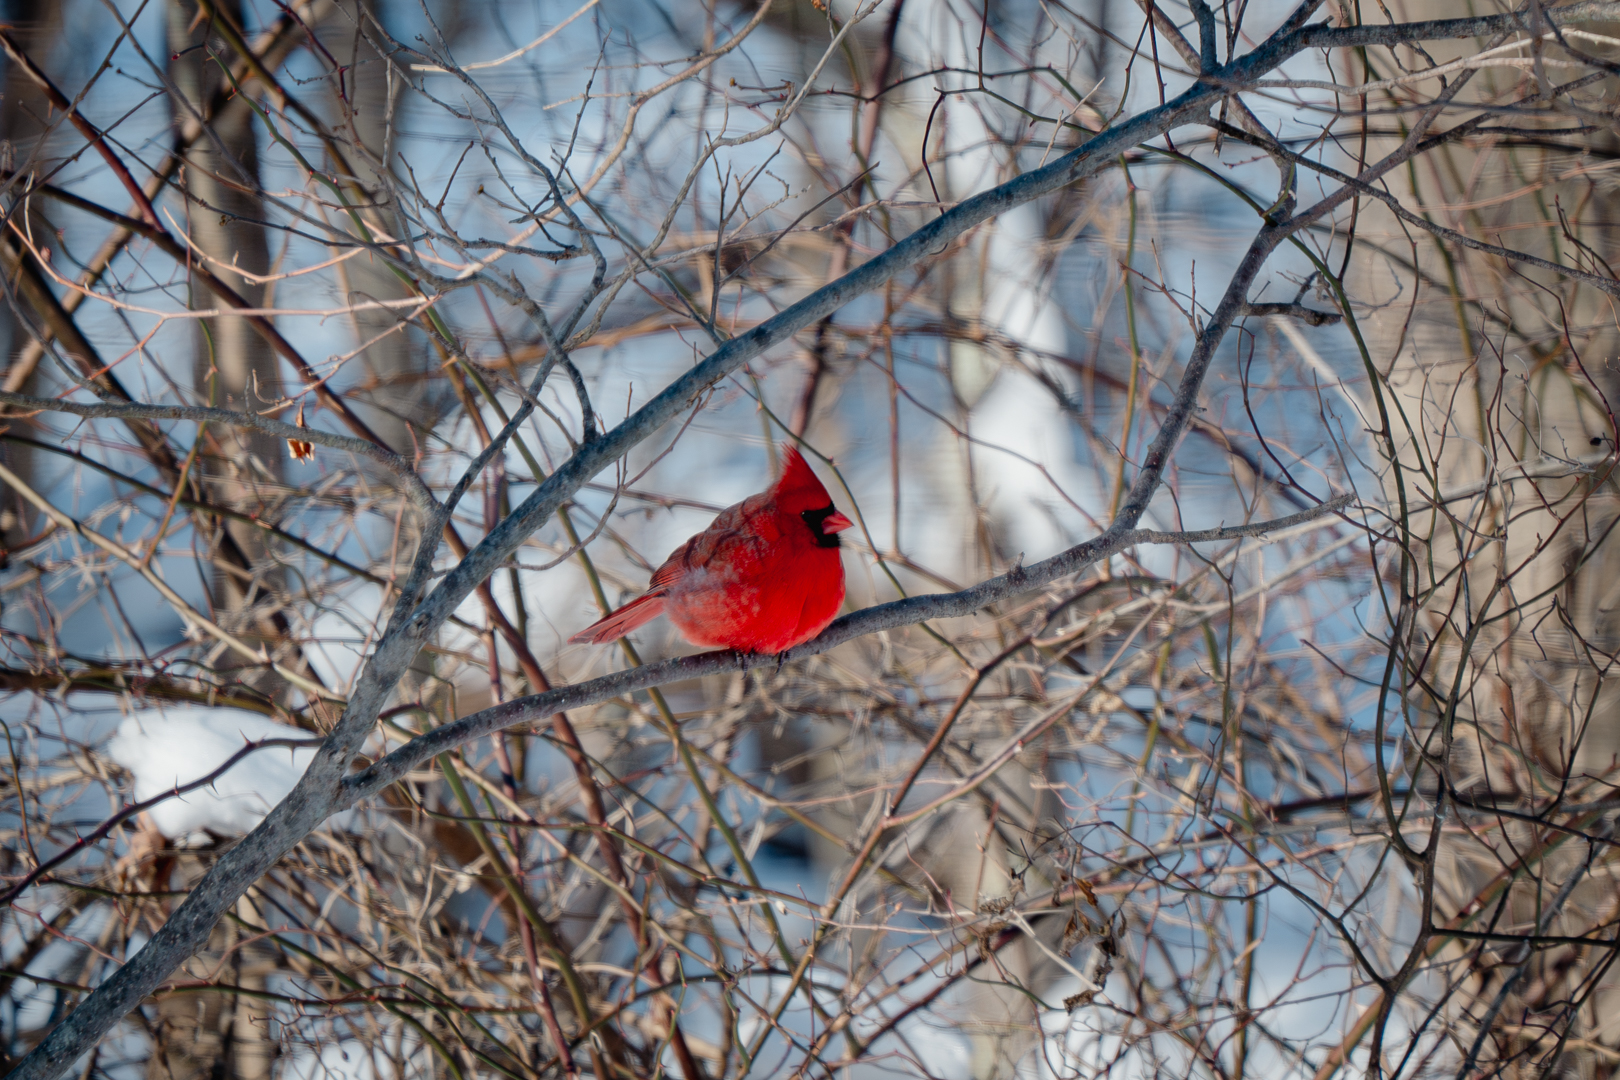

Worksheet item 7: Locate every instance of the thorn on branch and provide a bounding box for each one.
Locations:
[1242,302,1341,326]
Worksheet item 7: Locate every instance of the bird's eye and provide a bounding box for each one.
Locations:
[800,506,842,548]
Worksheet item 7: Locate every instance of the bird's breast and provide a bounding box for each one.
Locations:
[663,534,844,652]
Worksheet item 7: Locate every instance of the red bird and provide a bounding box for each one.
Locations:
[570,446,854,653]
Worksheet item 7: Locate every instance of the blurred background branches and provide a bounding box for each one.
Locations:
[1,1,1619,1079]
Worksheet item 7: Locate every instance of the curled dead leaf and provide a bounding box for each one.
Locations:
[288,401,314,463]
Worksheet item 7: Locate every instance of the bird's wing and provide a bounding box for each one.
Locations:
[650,497,771,588]
[649,534,698,590]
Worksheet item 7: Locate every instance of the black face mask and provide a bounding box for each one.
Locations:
[800,505,843,548]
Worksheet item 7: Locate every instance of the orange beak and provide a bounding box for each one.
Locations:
[822,510,854,536]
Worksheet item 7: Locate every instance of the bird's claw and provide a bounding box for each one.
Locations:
[773,650,788,676]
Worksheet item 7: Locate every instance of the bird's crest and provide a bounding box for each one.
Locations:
[773,444,833,508]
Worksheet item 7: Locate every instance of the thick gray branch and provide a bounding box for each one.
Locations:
[1294,1,1620,50]
[1190,0,1219,72]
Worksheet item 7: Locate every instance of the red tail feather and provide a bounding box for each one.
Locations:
[568,591,668,644]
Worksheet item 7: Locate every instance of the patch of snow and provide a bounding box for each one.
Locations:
[106,707,350,838]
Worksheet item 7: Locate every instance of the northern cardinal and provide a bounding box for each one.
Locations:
[570,446,854,653]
